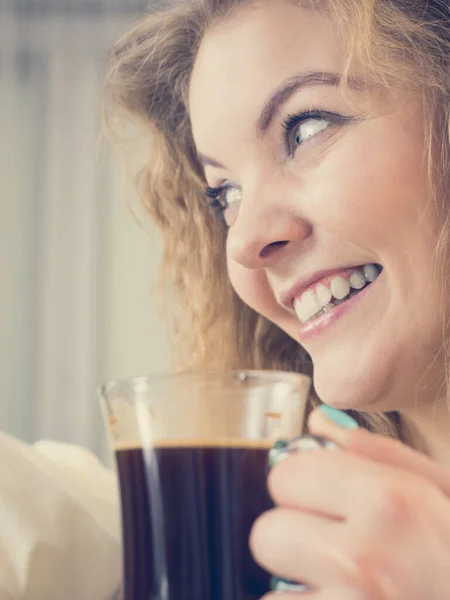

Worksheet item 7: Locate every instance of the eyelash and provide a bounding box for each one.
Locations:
[205,186,228,220]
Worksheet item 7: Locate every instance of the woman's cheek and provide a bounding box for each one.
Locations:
[227,259,298,336]
[227,260,270,312]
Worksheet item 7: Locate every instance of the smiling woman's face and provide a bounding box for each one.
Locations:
[188,0,444,413]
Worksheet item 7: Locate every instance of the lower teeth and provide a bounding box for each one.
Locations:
[310,302,335,320]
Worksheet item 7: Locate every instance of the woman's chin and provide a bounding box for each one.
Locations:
[311,359,391,413]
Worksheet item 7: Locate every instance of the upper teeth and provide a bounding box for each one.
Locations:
[330,275,350,300]
[363,264,379,282]
[294,264,380,324]
[316,283,332,306]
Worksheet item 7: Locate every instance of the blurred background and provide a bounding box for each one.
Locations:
[1,0,170,461]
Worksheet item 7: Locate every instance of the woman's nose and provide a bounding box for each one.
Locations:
[226,193,312,270]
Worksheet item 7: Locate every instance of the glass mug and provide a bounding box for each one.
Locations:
[100,370,326,600]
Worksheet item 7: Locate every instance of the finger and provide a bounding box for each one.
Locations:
[250,507,342,587]
[308,408,450,497]
[251,507,397,599]
[268,448,422,521]
[347,429,450,496]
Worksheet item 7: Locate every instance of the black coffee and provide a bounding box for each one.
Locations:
[115,441,273,600]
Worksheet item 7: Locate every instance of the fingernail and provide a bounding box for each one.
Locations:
[268,435,338,470]
[270,576,311,593]
[318,405,359,430]
[268,440,289,469]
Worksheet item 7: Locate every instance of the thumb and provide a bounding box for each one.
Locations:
[308,406,450,497]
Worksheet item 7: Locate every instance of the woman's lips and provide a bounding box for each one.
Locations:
[297,269,384,342]
[293,264,382,324]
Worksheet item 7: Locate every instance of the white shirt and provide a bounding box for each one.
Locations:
[0,431,122,600]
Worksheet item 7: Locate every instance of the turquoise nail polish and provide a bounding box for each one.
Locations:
[319,405,359,429]
[268,440,289,468]
[270,576,310,593]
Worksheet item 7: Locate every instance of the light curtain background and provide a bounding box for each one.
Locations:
[1,0,170,462]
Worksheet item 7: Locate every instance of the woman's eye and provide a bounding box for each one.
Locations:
[222,187,242,208]
[205,185,242,227]
[282,110,347,157]
[292,117,332,148]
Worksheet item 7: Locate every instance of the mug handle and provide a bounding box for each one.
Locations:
[267,435,339,594]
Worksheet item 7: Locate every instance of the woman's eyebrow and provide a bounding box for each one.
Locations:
[197,71,360,169]
[256,70,358,135]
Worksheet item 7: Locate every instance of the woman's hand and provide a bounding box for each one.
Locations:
[250,408,450,599]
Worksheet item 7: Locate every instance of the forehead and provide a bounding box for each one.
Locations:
[188,1,343,149]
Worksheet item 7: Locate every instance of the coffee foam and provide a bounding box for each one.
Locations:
[114,437,274,451]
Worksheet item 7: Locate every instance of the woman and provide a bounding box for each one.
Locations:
[1,1,449,598]
[103,0,450,597]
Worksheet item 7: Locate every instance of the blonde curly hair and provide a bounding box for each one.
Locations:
[104,0,450,449]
